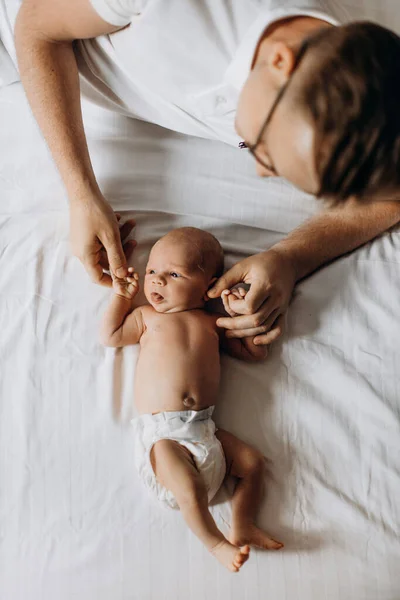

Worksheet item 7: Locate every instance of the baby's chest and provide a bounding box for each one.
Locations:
[143,314,218,345]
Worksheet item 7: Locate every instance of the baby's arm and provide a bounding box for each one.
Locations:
[100,268,145,347]
[219,289,268,362]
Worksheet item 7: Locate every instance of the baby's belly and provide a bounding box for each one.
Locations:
[134,350,220,414]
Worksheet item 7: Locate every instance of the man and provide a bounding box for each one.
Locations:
[13,0,400,346]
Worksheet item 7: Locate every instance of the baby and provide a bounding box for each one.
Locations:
[100,227,283,572]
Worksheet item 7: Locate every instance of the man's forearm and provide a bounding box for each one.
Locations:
[271,199,400,281]
[15,6,100,201]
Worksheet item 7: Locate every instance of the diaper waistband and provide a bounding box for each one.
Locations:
[134,406,215,426]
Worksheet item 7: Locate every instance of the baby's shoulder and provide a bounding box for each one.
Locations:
[139,304,156,321]
[135,304,158,330]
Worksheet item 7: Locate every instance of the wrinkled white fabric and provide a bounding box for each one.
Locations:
[1,0,400,597]
[1,75,400,600]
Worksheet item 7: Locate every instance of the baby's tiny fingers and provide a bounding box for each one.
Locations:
[222,292,237,317]
[230,289,242,300]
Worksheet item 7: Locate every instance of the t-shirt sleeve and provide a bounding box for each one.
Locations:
[89,0,148,26]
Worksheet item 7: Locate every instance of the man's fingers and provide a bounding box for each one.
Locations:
[123,238,137,258]
[84,258,112,287]
[99,248,109,270]
[254,314,285,345]
[225,313,284,344]
[99,238,136,270]
[224,308,279,338]
[208,263,244,298]
[104,232,128,279]
[243,279,269,314]
[225,325,271,338]
[217,297,277,330]
[119,219,136,242]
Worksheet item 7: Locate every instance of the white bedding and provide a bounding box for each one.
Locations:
[1,6,400,598]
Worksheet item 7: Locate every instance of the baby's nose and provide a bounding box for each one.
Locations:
[153,274,165,285]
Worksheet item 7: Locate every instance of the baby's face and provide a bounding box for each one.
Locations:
[144,238,211,313]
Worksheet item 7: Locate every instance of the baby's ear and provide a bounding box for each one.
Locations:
[204,277,217,302]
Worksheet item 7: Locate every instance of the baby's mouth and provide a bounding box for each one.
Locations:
[151,292,164,303]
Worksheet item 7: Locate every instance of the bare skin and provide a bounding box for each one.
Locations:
[15,2,400,345]
[100,228,282,572]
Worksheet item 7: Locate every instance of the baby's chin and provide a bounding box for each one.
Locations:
[149,302,189,313]
[145,292,204,313]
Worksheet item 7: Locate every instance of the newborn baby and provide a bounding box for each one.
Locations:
[100,227,282,572]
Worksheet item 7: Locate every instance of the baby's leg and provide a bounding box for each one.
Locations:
[216,429,283,550]
[150,439,250,572]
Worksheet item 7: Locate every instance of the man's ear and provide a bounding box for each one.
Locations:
[267,41,296,86]
[204,277,217,301]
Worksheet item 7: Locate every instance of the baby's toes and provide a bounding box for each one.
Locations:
[233,546,250,569]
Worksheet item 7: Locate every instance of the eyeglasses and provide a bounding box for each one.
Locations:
[239,40,310,173]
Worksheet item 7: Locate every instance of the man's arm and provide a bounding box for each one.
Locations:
[15,0,130,284]
[15,0,117,204]
[271,198,400,281]
[100,295,145,347]
[210,199,400,345]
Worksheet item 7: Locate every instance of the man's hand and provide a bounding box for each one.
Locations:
[70,195,136,286]
[112,267,140,301]
[220,288,269,360]
[209,249,296,345]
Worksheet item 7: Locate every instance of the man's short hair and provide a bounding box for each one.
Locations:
[297,21,400,204]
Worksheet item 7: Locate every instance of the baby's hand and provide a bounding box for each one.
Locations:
[112,267,139,300]
[221,287,247,317]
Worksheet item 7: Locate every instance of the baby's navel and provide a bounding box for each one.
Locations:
[183,396,195,408]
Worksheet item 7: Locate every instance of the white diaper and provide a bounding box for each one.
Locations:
[131,406,226,509]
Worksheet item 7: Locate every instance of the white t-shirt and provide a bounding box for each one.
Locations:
[78,0,349,144]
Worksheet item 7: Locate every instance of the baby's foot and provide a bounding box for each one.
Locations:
[230,523,283,551]
[210,540,250,573]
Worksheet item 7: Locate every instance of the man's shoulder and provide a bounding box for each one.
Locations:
[264,0,351,25]
[89,0,152,27]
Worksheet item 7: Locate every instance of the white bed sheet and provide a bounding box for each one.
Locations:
[1,12,400,599]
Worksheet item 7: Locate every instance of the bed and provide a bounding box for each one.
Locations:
[1,2,400,598]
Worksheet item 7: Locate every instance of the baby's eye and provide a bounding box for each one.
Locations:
[170,272,180,278]
[147,269,155,275]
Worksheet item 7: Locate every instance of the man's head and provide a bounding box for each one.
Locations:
[144,227,224,313]
[236,19,400,204]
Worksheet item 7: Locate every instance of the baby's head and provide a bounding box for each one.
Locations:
[144,227,224,313]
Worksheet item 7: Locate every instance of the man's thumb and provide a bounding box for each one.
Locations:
[208,264,242,298]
